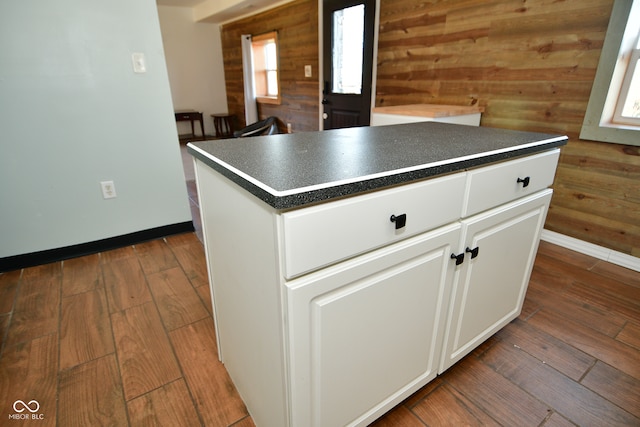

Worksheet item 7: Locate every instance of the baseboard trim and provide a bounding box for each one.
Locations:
[0,221,195,272]
[541,229,640,273]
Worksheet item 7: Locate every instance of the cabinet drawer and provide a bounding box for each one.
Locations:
[281,172,466,279]
[462,149,560,217]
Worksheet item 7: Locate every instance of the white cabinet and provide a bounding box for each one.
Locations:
[193,147,559,427]
[286,224,461,427]
[281,173,466,279]
[440,189,553,372]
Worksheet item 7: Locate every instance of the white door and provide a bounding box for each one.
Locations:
[285,223,461,427]
[440,190,553,373]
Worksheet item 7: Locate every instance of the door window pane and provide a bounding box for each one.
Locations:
[332,4,364,95]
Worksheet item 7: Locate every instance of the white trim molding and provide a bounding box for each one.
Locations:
[541,229,640,272]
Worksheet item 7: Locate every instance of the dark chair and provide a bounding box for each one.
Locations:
[233,116,279,138]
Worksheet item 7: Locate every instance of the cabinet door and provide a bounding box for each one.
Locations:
[440,189,552,373]
[286,224,461,427]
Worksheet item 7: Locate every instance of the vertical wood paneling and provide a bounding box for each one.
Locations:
[377,0,639,257]
[221,0,319,132]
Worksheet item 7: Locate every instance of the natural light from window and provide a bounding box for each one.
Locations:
[251,31,280,104]
[581,0,640,145]
[331,4,364,95]
[614,31,640,123]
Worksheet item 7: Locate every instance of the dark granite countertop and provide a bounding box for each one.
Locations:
[187,122,567,210]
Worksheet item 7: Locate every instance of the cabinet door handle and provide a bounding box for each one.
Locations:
[465,246,480,259]
[451,252,464,265]
[517,176,530,187]
[390,214,407,230]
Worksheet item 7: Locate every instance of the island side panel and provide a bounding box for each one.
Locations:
[194,158,289,427]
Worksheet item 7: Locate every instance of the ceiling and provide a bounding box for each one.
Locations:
[155,0,286,23]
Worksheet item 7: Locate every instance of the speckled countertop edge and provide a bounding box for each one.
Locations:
[188,122,568,210]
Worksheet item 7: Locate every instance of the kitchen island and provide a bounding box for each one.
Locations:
[188,122,567,427]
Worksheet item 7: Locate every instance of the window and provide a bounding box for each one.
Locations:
[581,0,640,146]
[251,31,280,104]
[331,4,365,95]
[613,29,640,125]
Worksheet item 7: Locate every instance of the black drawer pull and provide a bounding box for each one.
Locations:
[451,253,464,265]
[465,246,480,259]
[390,214,407,230]
[517,176,530,187]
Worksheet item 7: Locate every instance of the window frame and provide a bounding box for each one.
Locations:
[612,43,640,125]
[580,0,640,146]
[251,31,281,105]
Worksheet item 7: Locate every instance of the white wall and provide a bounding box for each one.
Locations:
[157,6,228,136]
[0,0,192,259]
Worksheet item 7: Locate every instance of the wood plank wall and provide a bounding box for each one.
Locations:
[220,0,319,133]
[221,0,639,258]
[377,0,639,257]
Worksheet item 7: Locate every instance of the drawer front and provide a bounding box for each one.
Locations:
[462,149,560,217]
[281,172,466,279]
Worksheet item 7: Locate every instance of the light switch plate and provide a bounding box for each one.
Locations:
[304,65,312,78]
[132,53,146,73]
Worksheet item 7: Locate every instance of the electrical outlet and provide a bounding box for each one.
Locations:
[287,123,292,133]
[100,181,117,199]
[304,65,312,77]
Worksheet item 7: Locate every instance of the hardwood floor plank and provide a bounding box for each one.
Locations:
[525,279,627,337]
[617,321,640,350]
[59,288,114,370]
[0,334,58,427]
[441,354,550,426]
[127,379,201,427]
[370,404,427,427]
[0,313,9,351]
[169,241,209,288]
[165,232,201,247]
[481,340,640,426]
[195,284,214,315]
[590,260,640,288]
[0,269,20,314]
[400,376,443,408]
[543,411,579,427]
[495,318,595,381]
[61,254,102,297]
[135,239,179,275]
[111,301,182,400]
[581,360,640,419]
[227,416,256,427]
[21,261,61,281]
[529,253,576,292]
[169,318,248,427]
[519,290,542,319]
[564,278,640,323]
[6,275,61,346]
[527,308,640,380]
[58,354,128,426]
[147,267,209,331]
[537,240,600,270]
[100,245,136,263]
[102,257,152,314]
[411,382,500,426]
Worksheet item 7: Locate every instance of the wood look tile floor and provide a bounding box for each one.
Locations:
[1,234,639,426]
